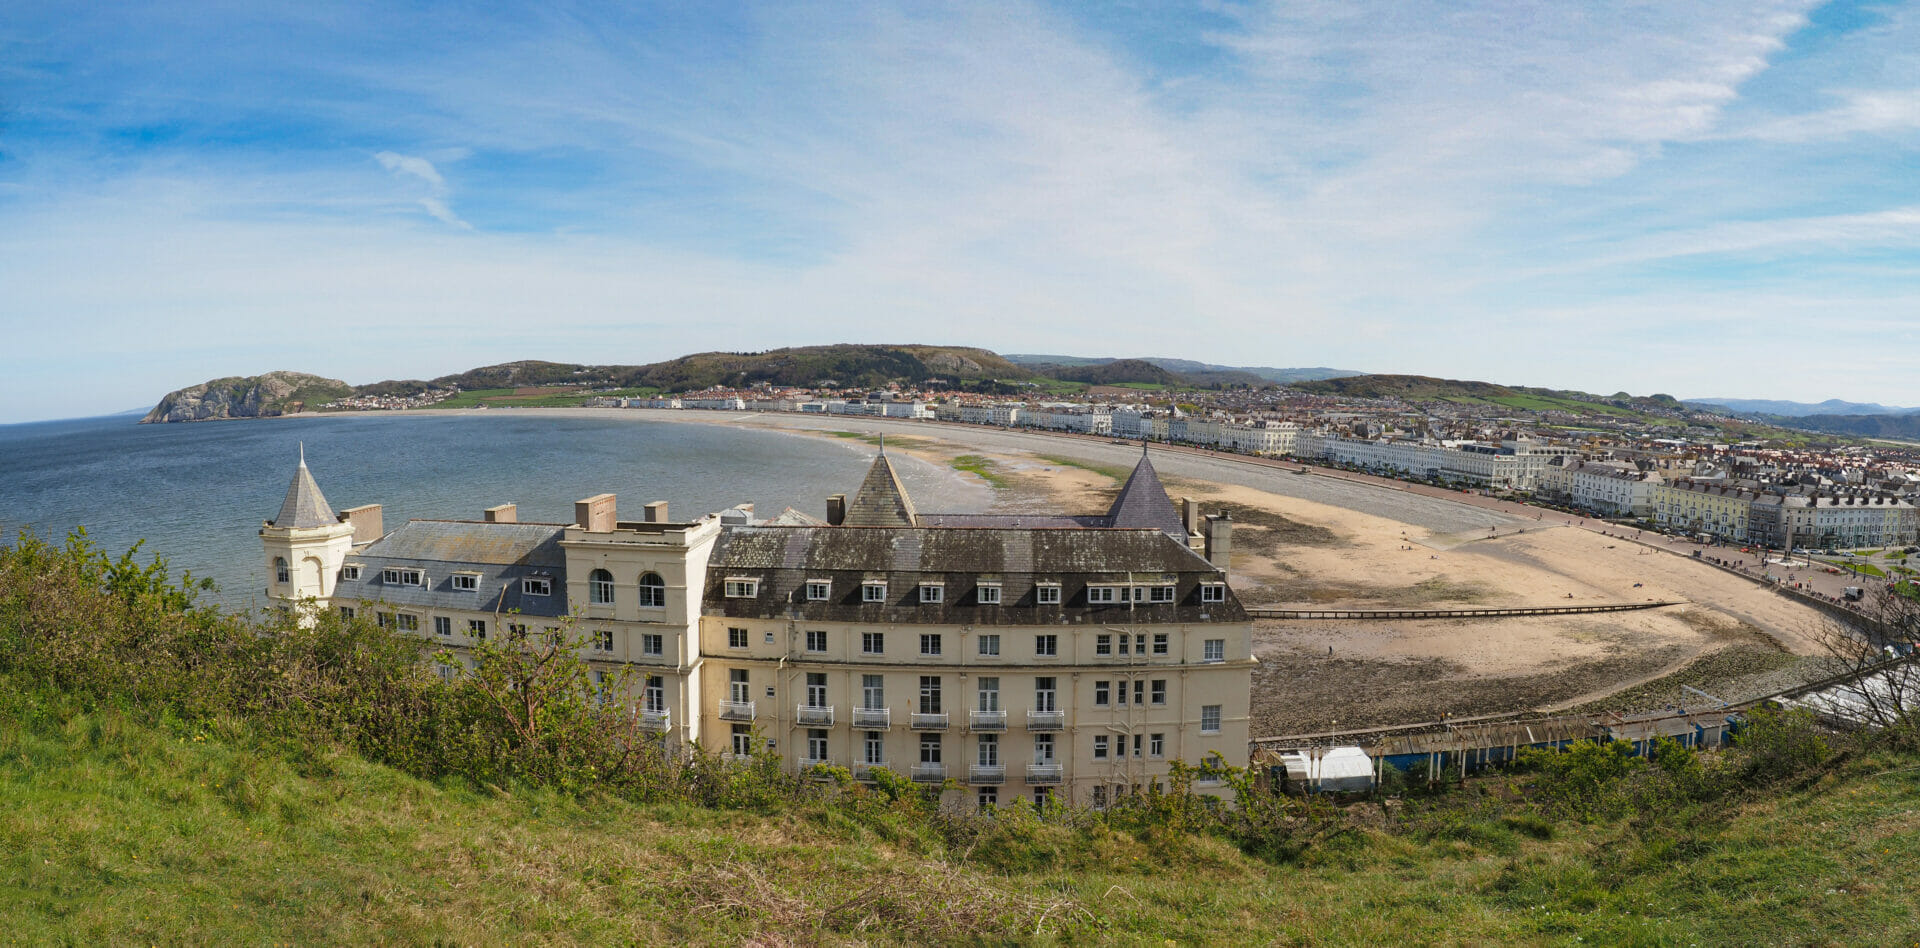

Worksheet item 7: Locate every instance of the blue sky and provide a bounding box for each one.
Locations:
[3,0,1918,423]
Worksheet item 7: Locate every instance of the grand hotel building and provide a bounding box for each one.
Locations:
[261,442,1253,807]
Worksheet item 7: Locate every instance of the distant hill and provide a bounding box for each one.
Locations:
[141,372,354,423]
[1003,354,1363,385]
[1766,412,1920,441]
[1687,397,1919,418]
[1290,374,1695,420]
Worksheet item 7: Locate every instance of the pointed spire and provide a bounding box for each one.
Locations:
[1106,449,1187,540]
[878,433,886,455]
[273,447,338,528]
[842,450,918,527]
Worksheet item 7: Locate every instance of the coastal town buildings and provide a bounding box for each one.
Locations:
[260,444,1253,808]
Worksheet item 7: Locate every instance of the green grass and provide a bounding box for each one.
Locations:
[420,387,516,408]
[1037,454,1132,483]
[9,697,1920,943]
[949,454,1011,489]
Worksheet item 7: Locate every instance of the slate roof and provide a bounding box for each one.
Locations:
[1105,450,1188,541]
[330,519,571,617]
[842,450,917,527]
[703,525,1243,625]
[273,454,338,529]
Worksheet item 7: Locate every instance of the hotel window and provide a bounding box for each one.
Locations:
[1087,586,1118,604]
[977,677,1000,712]
[920,633,943,656]
[642,633,663,657]
[1148,585,1176,603]
[451,573,479,591]
[1203,639,1224,663]
[275,557,289,583]
[919,734,942,766]
[1153,633,1169,655]
[339,606,356,620]
[1094,681,1110,706]
[1035,678,1057,712]
[806,580,832,601]
[594,629,613,652]
[469,619,487,639]
[1200,584,1226,603]
[805,673,828,709]
[918,677,942,714]
[862,581,887,603]
[1034,634,1057,657]
[589,569,615,604]
[339,565,360,581]
[728,627,749,649]
[1035,583,1061,605]
[861,631,884,655]
[522,577,551,597]
[862,675,885,710]
[1132,680,1144,705]
[724,578,759,598]
[1200,705,1221,733]
[377,612,394,629]
[644,676,665,713]
[1093,736,1110,760]
[395,613,418,632]
[807,730,829,762]
[864,731,885,765]
[637,572,666,608]
[382,568,422,586]
[1118,635,1130,656]
[1151,680,1166,705]
[729,669,750,703]
[977,583,1001,605]
[977,733,999,766]
[978,634,1000,657]
[978,787,996,810]
[1095,634,1112,656]
[920,583,944,604]
[806,630,828,653]
[1149,734,1165,758]
[730,724,753,756]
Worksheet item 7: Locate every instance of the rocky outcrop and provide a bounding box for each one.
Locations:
[141,372,354,423]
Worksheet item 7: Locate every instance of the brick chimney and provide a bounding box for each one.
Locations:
[574,494,616,532]
[826,493,847,526]
[338,504,383,545]
[1204,511,1234,573]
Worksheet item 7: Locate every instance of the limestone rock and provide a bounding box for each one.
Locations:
[141,372,354,423]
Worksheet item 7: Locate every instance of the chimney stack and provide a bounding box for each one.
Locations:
[826,494,847,526]
[338,504,383,545]
[1204,511,1234,573]
[484,503,517,523]
[574,493,616,532]
[1181,497,1201,537]
[643,500,669,523]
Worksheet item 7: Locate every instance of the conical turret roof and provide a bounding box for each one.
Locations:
[273,446,338,529]
[843,438,918,527]
[1106,445,1186,540]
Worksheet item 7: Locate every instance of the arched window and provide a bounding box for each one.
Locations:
[274,556,289,584]
[589,568,615,605]
[638,572,666,608]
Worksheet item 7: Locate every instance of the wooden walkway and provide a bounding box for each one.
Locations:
[1246,600,1686,620]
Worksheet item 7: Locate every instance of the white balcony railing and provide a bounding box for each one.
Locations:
[910,711,949,730]
[638,709,671,732]
[853,761,889,781]
[795,704,836,726]
[1026,763,1064,784]
[969,709,1008,731]
[968,764,1007,784]
[910,763,946,783]
[852,707,891,728]
[718,700,756,721]
[1026,710,1065,731]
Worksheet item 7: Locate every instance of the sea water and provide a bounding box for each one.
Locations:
[0,411,984,608]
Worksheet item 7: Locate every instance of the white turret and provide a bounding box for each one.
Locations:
[259,444,355,619]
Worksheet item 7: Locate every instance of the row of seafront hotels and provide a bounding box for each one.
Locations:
[612,394,1920,550]
[262,444,1251,810]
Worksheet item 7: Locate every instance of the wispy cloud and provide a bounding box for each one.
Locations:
[373,150,469,229]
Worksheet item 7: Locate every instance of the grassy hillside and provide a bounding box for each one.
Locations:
[7,533,1920,943]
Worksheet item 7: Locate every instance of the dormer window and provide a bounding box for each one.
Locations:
[977,582,1002,605]
[340,564,361,581]
[862,581,887,603]
[919,583,945,604]
[806,579,832,601]
[1087,585,1119,604]
[382,568,422,586]
[451,572,480,591]
[724,578,760,599]
[1200,583,1226,603]
[522,578,552,597]
[1035,582,1061,605]
[1148,585,1176,603]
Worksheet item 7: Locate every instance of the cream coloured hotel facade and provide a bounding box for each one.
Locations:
[260,443,1253,807]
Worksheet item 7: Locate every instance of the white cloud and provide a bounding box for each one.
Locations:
[373,150,467,228]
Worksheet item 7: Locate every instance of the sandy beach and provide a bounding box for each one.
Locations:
[309,407,1839,733]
